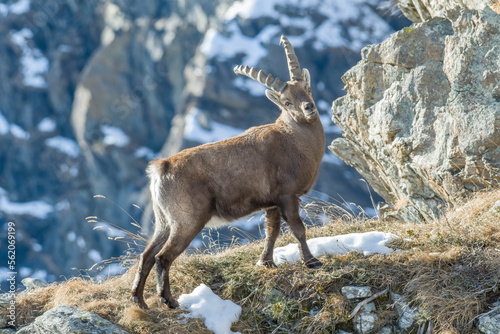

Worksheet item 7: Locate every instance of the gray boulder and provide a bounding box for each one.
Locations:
[477,302,500,334]
[353,302,378,334]
[330,7,500,222]
[17,305,128,334]
[341,286,372,300]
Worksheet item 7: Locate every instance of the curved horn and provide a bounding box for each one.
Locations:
[233,65,287,93]
[280,35,302,81]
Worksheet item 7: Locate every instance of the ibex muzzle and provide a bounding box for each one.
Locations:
[131,35,325,309]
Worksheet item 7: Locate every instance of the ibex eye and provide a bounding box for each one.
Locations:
[285,102,291,106]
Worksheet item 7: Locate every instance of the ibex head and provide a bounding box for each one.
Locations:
[234,35,318,123]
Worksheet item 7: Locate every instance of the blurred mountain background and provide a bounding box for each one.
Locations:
[0,0,410,288]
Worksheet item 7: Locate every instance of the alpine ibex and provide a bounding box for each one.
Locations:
[131,35,325,309]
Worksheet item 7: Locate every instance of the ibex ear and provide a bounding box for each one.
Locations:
[302,68,311,88]
[265,90,281,107]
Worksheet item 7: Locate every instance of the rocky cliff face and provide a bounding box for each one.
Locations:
[330,6,500,222]
[0,0,409,285]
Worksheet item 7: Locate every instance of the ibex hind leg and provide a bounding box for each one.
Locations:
[155,223,204,309]
[257,207,281,268]
[131,228,169,309]
[278,195,322,269]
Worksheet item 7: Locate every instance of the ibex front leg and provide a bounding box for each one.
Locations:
[257,207,281,268]
[278,195,322,268]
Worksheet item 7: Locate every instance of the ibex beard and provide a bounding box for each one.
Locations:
[131,35,326,310]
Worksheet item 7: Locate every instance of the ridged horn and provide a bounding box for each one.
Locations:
[233,65,287,93]
[279,35,302,81]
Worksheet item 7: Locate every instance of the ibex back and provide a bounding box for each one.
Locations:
[131,35,325,309]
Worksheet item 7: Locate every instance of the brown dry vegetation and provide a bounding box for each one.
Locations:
[12,189,500,333]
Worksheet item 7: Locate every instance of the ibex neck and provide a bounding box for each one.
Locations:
[276,114,325,162]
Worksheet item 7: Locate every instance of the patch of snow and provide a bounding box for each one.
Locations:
[184,107,244,144]
[322,152,344,165]
[0,187,53,219]
[0,267,14,283]
[37,117,56,132]
[0,4,8,17]
[317,100,330,112]
[364,207,378,217]
[190,238,203,248]
[9,0,31,15]
[232,76,266,96]
[32,242,42,252]
[210,0,393,68]
[10,28,48,88]
[92,221,127,238]
[319,113,341,134]
[19,267,32,277]
[10,124,30,140]
[55,200,70,211]
[272,231,398,265]
[45,136,80,158]
[200,23,279,67]
[89,249,102,263]
[0,112,8,135]
[134,146,156,160]
[101,125,130,147]
[76,236,86,249]
[95,263,126,283]
[31,269,48,281]
[178,284,242,334]
[67,231,76,242]
[60,163,79,177]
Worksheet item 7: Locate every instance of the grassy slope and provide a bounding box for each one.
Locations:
[15,190,500,334]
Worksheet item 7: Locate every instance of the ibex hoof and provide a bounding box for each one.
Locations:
[160,297,179,309]
[256,259,277,268]
[132,296,149,310]
[305,258,323,269]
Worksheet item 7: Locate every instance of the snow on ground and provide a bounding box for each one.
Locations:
[0,111,33,139]
[10,28,48,88]
[37,117,56,132]
[0,0,31,16]
[0,187,53,219]
[45,136,80,158]
[9,123,30,140]
[272,231,398,265]
[178,284,242,334]
[8,0,31,15]
[101,125,130,147]
[184,107,244,144]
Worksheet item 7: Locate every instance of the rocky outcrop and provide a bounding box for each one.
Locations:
[329,7,500,222]
[17,306,128,334]
[397,0,500,22]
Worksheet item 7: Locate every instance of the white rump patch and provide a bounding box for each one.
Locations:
[206,215,229,228]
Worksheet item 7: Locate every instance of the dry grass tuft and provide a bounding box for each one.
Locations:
[14,189,500,333]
